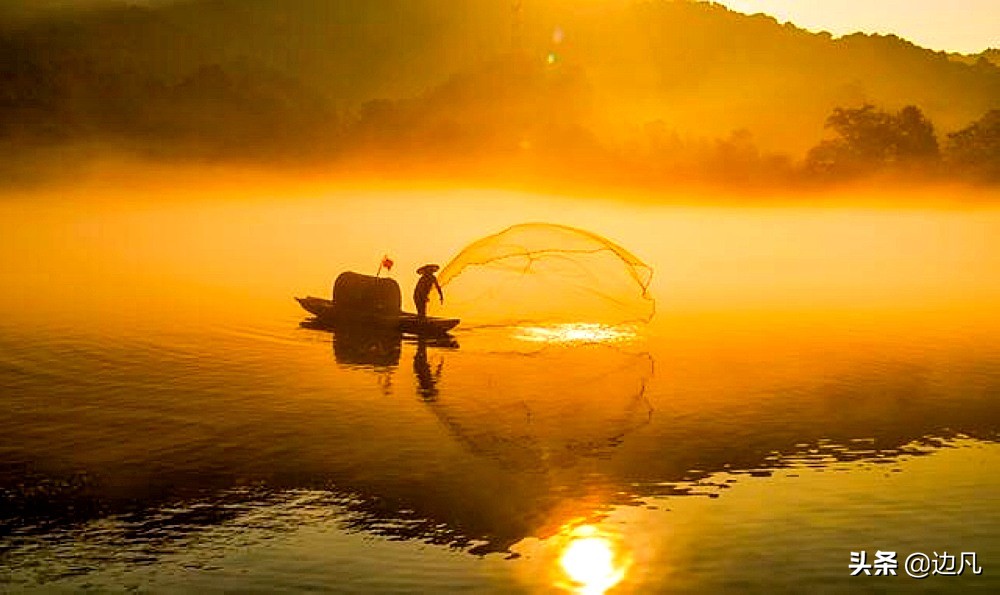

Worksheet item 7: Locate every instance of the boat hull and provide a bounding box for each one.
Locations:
[296,297,459,335]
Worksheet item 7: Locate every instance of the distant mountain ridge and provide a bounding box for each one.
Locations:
[950,48,1000,68]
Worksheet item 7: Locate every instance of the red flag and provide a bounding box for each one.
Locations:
[381,256,394,271]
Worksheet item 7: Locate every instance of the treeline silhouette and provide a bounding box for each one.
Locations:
[1,0,997,189]
[806,105,1000,183]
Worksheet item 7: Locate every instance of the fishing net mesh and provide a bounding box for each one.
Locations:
[430,223,654,325]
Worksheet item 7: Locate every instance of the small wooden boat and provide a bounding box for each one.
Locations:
[296,296,460,335]
[298,271,460,336]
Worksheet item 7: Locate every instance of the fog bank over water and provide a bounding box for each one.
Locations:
[3,159,999,210]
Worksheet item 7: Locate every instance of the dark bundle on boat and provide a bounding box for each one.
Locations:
[333,272,401,316]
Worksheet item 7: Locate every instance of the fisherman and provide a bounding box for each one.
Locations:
[414,264,444,319]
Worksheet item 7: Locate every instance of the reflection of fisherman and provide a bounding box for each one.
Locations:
[413,338,443,401]
[413,264,444,319]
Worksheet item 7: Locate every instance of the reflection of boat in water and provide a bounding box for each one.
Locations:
[302,317,458,396]
[332,325,402,368]
[296,272,459,336]
[301,316,457,372]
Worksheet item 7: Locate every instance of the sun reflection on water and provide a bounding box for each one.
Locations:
[556,525,630,594]
[513,324,637,345]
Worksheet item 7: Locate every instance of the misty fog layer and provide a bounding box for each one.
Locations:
[1,0,998,190]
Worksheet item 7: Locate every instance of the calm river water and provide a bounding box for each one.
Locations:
[2,186,999,592]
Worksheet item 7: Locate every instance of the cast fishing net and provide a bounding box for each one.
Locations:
[430,223,654,325]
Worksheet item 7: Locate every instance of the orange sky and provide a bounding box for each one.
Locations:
[714,0,998,54]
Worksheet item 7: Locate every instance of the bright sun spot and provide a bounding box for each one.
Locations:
[558,526,627,594]
[514,323,636,344]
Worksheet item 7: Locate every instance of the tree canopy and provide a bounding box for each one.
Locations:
[946,110,1000,182]
[806,104,940,178]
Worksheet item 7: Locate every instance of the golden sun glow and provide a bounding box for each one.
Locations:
[514,324,637,345]
[557,526,628,594]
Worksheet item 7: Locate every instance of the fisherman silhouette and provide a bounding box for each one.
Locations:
[413,264,444,319]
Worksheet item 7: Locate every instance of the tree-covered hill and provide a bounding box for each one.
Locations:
[1,0,997,184]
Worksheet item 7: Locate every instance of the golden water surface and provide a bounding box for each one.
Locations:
[1,184,999,592]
